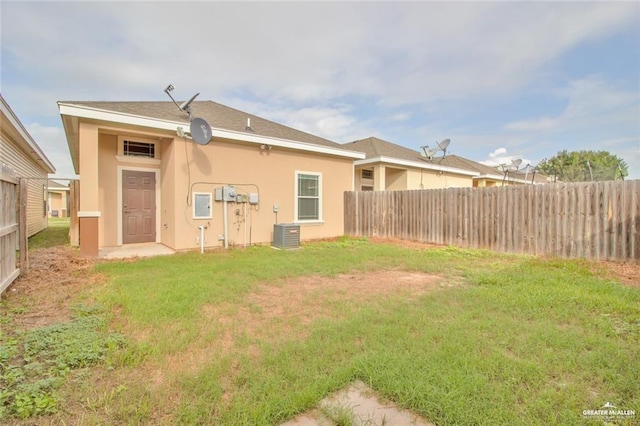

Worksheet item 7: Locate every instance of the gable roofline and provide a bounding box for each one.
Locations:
[58,102,365,161]
[355,156,479,177]
[1,94,56,173]
[445,155,546,184]
[347,137,477,176]
[48,179,70,191]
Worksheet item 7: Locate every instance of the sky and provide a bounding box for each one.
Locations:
[1,1,639,180]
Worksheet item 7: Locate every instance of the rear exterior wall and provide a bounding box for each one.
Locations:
[1,132,48,237]
[94,128,354,250]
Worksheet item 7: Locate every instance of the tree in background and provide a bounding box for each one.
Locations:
[537,150,628,182]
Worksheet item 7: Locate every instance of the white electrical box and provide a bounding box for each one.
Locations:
[223,186,236,201]
[214,187,223,201]
[249,193,259,205]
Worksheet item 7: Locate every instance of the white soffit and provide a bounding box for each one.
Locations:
[355,156,479,177]
[58,103,365,160]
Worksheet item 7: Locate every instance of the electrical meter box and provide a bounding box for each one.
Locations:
[214,186,237,202]
[224,186,236,201]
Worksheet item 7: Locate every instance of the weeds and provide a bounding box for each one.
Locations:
[0,303,126,420]
[2,238,639,424]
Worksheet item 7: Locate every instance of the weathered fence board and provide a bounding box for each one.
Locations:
[1,164,20,294]
[344,180,640,262]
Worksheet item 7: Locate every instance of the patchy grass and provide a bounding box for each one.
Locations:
[0,304,125,419]
[27,218,70,250]
[1,237,639,424]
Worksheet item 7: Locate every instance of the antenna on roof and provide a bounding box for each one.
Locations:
[498,158,523,186]
[164,83,200,120]
[420,138,450,162]
[164,84,211,145]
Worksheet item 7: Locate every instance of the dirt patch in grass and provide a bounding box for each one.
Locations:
[594,261,640,288]
[204,269,447,339]
[4,246,103,328]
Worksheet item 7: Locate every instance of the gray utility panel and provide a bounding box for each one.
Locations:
[273,223,300,249]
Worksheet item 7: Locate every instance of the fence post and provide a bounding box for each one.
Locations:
[18,178,28,272]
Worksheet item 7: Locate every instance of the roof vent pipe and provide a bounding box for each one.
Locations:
[246,117,253,131]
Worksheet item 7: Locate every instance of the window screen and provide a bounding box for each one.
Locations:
[296,173,320,221]
[124,140,155,158]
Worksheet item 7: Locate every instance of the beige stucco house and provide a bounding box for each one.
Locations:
[344,137,478,190]
[344,137,547,190]
[58,100,365,256]
[1,94,56,237]
[47,179,69,217]
[440,155,548,187]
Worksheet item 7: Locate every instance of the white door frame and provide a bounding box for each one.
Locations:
[117,165,161,246]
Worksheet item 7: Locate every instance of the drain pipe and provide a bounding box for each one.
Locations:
[223,199,229,249]
[198,225,207,254]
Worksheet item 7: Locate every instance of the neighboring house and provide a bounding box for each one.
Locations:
[1,94,56,237]
[47,179,70,217]
[344,137,478,190]
[344,137,547,190]
[58,100,365,256]
[440,155,548,187]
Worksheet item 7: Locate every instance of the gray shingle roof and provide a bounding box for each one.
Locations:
[61,101,343,149]
[344,137,547,183]
[343,136,425,162]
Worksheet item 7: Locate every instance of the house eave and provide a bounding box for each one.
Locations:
[58,102,366,160]
[1,96,56,174]
[355,156,479,177]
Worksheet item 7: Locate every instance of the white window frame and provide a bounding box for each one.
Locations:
[294,171,323,223]
[193,192,213,219]
[361,169,374,180]
[117,135,161,165]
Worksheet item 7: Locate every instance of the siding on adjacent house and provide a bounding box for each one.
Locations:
[0,133,48,237]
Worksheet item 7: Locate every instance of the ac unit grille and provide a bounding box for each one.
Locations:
[273,224,300,249]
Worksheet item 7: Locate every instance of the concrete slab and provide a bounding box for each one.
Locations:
[99,243,175,259]
[281,381,434,426]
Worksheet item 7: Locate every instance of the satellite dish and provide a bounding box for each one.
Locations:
[190,117,212,145]
[511,159,523,169]
[180,92,200,113]
[437,139,451,150]
[421,138,451,162]
[420,146,439,160]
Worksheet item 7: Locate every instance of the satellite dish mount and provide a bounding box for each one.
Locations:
[499,159,523,186]
[421,138,450,162]
[164,84,212,145]
[164,84,200,121]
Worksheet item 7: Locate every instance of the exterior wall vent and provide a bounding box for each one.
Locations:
[273,223,300,249]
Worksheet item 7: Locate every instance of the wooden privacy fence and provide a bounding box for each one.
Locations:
[344,180,640,261]
[1,164,20,294]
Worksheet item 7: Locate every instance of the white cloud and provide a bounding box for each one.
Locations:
[480,147,533,169]
[2,2,637,107]
[1,2,637,179]
[391,113,411,122]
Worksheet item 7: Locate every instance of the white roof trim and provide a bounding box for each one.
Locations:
[1,96,56,173]
[355,156,479,177]
[474,173,532,184]
[58,103,366,160]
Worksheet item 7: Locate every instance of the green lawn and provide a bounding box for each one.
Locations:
[27,217,70,249]
[1,237,638,424]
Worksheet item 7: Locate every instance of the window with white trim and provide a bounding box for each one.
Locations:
[361,169,373,180]
[193,192,212,219]
[295,172,321,222]
[124,140,155,158]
